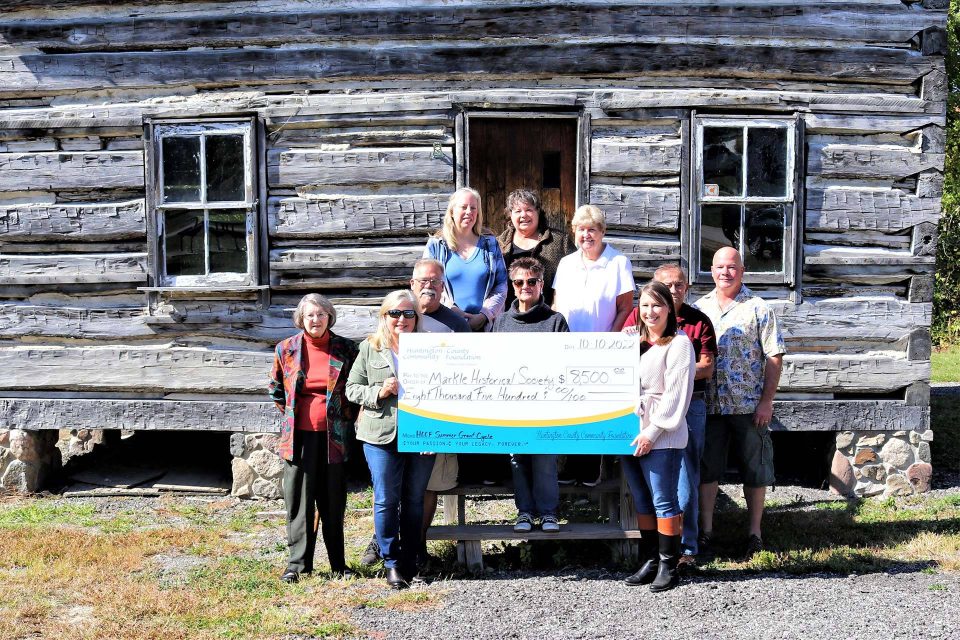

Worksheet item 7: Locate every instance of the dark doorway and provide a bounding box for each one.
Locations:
[468,117,578,236]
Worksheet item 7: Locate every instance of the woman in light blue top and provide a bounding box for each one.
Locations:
[423,187,508,332]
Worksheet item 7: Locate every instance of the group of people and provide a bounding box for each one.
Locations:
[267,186,786,592]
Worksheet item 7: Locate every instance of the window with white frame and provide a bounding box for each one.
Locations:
[692,115,799,285]
[148,119,259,286]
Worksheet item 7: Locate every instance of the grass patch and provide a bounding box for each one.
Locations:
[933,345,960,383]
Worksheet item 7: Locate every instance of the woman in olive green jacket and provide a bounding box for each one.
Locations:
[346,290,434,589]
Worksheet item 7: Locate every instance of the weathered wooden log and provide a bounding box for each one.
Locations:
[0,151,144,191]
[770,400,928,432]
[802,113,943,135]
[0,397,928,433]
[804,231,910,251]
[780,354,929,393]
[0,4,942,53]
[601,89,940,115]
[268,194,447,237]
[0,253,147,285]
[0,397,281,432]
[0,199,146,240]
[805,188,939,232]
[270,126,453,147]
[0,42,937,97]
[912,222,938,257]
[588,185,679,231]
[267,147,454,189]
[803,245,936,285]
[771,298,931,343]
[808,143,944,179]
[909,275,935,303]
[591,138,681,176]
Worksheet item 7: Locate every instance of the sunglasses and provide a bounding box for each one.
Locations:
[511,277,542,288]
[386,309,416,319]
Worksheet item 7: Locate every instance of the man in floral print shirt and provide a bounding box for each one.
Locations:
[694,247,786,558]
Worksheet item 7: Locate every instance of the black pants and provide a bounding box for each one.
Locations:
[283,430,347,573]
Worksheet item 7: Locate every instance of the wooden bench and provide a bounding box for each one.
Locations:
[425,477,640,571]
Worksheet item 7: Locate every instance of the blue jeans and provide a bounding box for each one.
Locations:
[620,448,682,519]
[363,442,436,574]
[678,398,706,555]
[510,454,559,518]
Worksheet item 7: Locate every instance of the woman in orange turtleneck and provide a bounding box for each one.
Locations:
[269,294,359,583]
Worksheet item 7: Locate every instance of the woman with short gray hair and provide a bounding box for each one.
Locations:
[268,293,359,583]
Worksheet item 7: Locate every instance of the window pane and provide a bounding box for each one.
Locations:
[164,210,205,276]
[208,209,248,274]
[747,128,788,197]
[702,127,743,197]
[206,135,246,202]
[700,204,741,272]
[162,136,201,202]
[744,204,785,272]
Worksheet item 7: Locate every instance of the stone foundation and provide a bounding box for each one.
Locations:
[230,433,284,499]
[829,429,933,497]
[0,429,61,492]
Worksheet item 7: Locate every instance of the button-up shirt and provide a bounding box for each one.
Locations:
[695,284,786,415]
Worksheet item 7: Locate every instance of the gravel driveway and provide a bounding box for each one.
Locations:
[352,568,960,639]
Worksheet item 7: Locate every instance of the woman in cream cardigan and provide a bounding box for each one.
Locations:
[621,281,695,593]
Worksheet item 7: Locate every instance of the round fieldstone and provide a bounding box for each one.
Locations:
[230,433,247,458]
[909,431,920,445]
[855,480,884,497]
[252,477,282,500]
[829,450,855,496]
[884,474,914,497]
[0,430,9,448]
[858,433,886,447]
[835,431,855,449]
[1,459,40,492]
[917,442,931,464]
[854,448,878,465]
[0,447,12,471]
[880,438,914,469]
[247,449,285,480]
[231,458,255,498]
[259,434,281,454]
[906,463,933,493]
[9,430,49,464]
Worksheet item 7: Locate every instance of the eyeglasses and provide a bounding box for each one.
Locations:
[412,278,442,286]
[511,277,542,288]
[386,309,417,319]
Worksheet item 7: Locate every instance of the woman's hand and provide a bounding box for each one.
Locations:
[378,377,399,399]
[630,434,653,457]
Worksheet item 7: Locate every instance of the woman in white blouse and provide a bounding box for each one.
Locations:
[622,280,695,593]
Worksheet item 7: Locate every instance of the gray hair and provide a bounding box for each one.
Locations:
[653,263,688,284]
[412,258,445,277]
[293,293,337,330]
[571,204,607,235]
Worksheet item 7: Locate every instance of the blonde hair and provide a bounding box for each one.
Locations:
[437,187,484,251]
[293,293,337,330]
[570,204,607,235]
[368,290,422,350]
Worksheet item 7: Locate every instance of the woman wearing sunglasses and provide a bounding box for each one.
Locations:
[492,258,568,533]
[346,290,433,589]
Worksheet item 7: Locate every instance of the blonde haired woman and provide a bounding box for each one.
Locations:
[346,290,434,589]
[423,187,508,331]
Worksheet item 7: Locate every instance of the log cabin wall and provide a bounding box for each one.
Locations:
[0,1,945,440]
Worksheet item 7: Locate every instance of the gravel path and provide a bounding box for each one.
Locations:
[352,569,960,639]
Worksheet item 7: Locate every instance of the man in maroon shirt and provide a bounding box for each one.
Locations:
[624,264,717,567]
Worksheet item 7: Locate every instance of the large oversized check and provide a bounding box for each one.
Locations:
[397,332,640,454]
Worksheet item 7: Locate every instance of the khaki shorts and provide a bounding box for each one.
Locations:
[426,453,458,492]
[701,413,775,488]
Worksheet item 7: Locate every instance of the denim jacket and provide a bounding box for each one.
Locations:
[268,331,359,463]
[423,234,508,324]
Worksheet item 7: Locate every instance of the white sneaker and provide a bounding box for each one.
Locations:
[541,515,560,532]
[514,512,534,533]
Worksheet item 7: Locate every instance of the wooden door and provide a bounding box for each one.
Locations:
[468,118,578,236]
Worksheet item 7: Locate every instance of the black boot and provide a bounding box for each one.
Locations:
[649,532,681,593]
[624,529,658,586]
